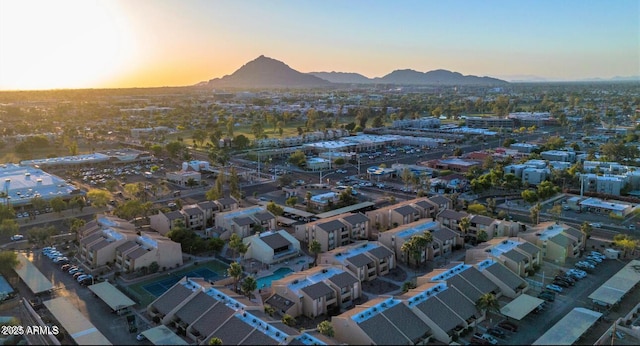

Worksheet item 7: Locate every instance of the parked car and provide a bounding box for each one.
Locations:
[590,251,606,259]
[79,277,94,286]
[73,272,85,280]
[53,257,69,264]
[69,268,83,275]
[586,255,603,263]
[77,274,92,283]
[497,320,519,332]
[487,328,506,338]
[61,264,72,271]
[538,292,556,302]
[545,284,563,293]
[552,280,570,288]
[567,269,587,278]
[589,222,602,228]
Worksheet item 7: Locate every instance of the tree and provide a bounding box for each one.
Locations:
[228,262,243,293]
[50,197,67,215]
[521,189,539,204]
[229,233,244,260]
[317,321,335,337]
[69,196,85,212]
[67,218,86,235]
[309,240,322,266]
[208,237,225,255]
[282,314,296,327]
[477,230,489,243]
[266,202,284,217]
[529,203,541,225]
[0,219,19,237]
[613,234,638,258]
[486,198,497,216]
[288,150,307,168]
[208,337,223,345]
[0,204,15,222]
[285,196,298,207]
[31,196,48,213]
[549,204,563,221]
[0,251,19,275]
[580,222,593,250]
[476,293,500,329]
[241,276,257,298]
[229,167,241,200]
[458,217,471,236]
[467,203,487,215]
[87,189,111,207]
[453,147,463,156]
[232,134,250,150]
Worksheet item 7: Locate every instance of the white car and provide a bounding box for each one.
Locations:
[10,234,24,241]
[567,269,587,278]
[577,261,595,269]
[545,284,563,293]
[586,256,603,263]
[590,252,606,259]
[589,222,602,228]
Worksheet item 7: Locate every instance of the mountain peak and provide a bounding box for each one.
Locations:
[207,55,331,88]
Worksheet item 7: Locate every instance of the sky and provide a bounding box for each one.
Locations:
[0,0,638,90]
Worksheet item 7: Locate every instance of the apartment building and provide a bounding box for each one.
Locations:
[242,230,301,265]
[417,262,501,302]
[465,238,541,277]
[270,265,360,318]
[365,197,439,234]
[215,206,277,239]
[377,220,462,266]
[114,232,183,273]
[318,241,395,282]
[521,222,586,264]
[146,278,331,345]
[436,209,469,232]
[79,215,181,270]
[475,259,529,298]
[332,296,433,345]
[150,200,219,235]
[294,213,370,252]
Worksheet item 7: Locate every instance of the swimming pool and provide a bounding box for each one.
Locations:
[256,267,294,288]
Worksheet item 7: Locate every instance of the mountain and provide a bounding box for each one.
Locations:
[308,71,372,84]
[373,69,508,85]
[203,55,509,88]
[206,55,332,88]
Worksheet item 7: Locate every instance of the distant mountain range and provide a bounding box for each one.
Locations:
[204,55,508,88]
[496,74,640,83]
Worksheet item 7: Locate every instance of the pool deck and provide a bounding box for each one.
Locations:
[252,255,313,281]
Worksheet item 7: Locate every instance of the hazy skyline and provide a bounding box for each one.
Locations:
[1,0,638,90]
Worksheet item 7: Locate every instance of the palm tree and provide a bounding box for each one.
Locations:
[241,276,257,298]
[476,293,501,330]
[580,222,592,251]
[309,240,322,267]
[228,262,243,293]
[400,240,415,267]
[458,217,471,238]
[529,203,541,225]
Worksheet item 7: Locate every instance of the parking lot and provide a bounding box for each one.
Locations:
[461,255,632,345]
[20,250,149,345]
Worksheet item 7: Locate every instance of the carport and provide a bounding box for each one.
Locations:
[499,294,545,320]
[43,297,112,345]
[533,307,602,345]
[88,281,136,314]
[14,253,53,295]
[588,260,640,308]
[141,325,188,345]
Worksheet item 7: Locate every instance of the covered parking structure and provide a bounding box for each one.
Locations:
[14,253,53,295]
[499,294,545,320]
[43,297,112,345]
[140,325,188,345]
[588,260,640,309]
[315,201,376,219]
[533,307,602,345]
[88,281,136,315]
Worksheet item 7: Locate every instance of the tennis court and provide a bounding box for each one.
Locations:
[142,267,220,297]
